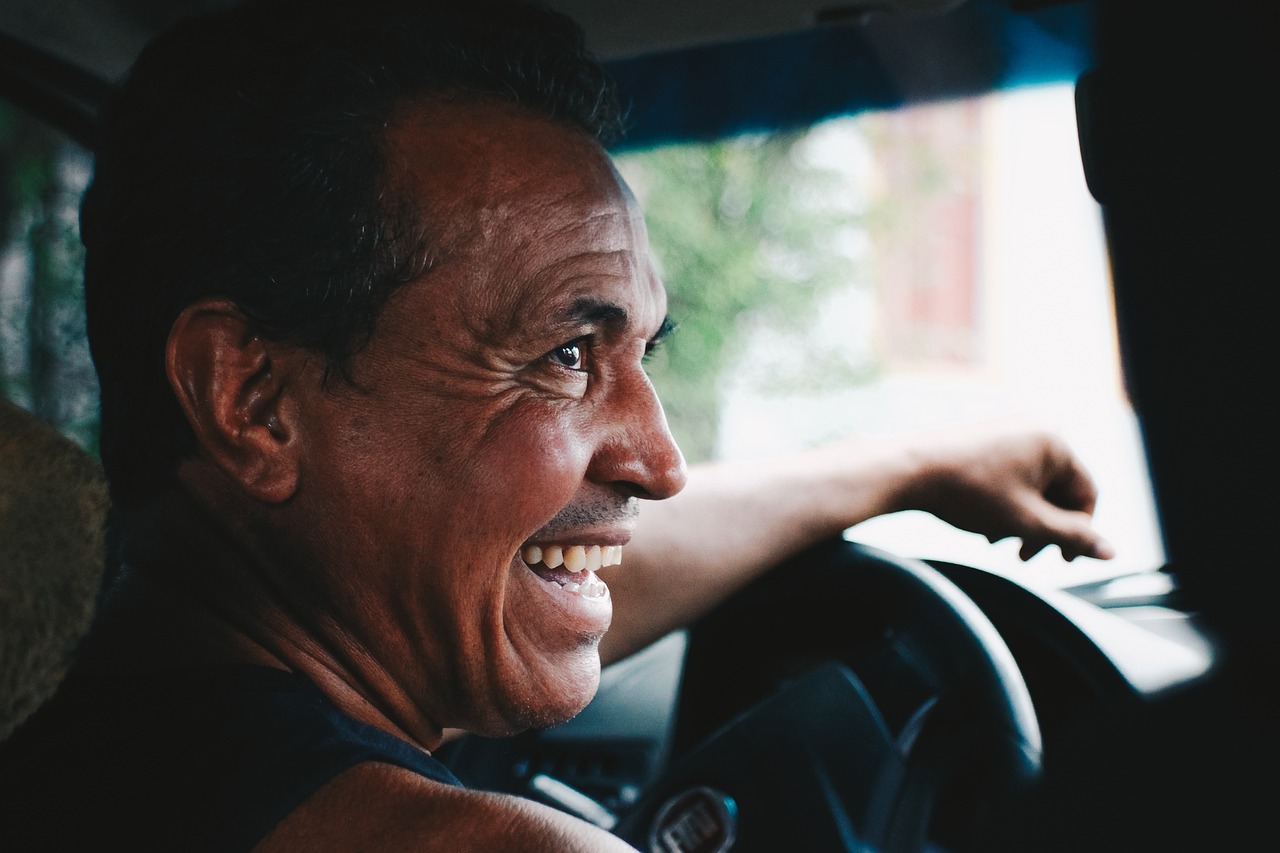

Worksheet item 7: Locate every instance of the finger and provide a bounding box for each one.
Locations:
[1019,538,1050,561]
[1021,504,1115,562]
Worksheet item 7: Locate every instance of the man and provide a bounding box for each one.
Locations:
[0,1,1112,849]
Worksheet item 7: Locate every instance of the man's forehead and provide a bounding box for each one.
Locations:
[460,244,667,345]
[375,98,663,339]
[385,97,620,219]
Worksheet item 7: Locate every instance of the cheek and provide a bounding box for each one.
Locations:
[463,403,594,536]
[303,393,595,590]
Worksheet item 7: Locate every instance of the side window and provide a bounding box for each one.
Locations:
[0,99,97,453]
[618,83,1163,582]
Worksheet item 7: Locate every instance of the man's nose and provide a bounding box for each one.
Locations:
[587,371,687,501]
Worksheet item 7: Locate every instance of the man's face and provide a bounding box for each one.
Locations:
[282,101,686,738]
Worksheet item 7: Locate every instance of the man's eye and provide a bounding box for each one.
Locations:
[548,341,585,370]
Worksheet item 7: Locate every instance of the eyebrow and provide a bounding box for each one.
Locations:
[561,297,674,344]
[564,297,628,329]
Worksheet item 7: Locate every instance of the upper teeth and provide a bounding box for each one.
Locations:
[521,544,622,571]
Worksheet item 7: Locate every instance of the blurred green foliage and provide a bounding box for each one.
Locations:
[0,101,98,453]
[616,128,877,463]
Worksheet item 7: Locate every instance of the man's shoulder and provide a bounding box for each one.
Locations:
[0,663,464,851]
[258,761,639,853]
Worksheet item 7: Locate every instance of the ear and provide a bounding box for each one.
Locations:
[166,298,305,504]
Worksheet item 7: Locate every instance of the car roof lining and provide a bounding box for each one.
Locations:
[1,0,1093,153]
[607,2,1092,150]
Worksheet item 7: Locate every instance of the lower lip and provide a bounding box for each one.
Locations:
[515,558,613,637]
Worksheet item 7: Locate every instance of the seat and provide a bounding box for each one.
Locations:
[0,398,108,741]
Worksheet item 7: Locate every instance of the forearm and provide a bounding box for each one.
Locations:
[598,435,922,665]
[597,416,1112,666]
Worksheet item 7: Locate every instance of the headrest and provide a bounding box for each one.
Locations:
[0,399,109,740]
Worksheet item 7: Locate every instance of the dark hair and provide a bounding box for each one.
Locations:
[81,0,625,507]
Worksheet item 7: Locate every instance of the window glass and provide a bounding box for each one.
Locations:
[617,83,1164,586]
[0,99,97,452]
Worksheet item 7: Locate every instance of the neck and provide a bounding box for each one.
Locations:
[83,490,448,752]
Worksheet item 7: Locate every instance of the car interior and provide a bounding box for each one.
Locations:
[1,0,1272,850]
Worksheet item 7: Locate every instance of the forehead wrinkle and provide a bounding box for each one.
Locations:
[483,201,633,269]
[528,247,639,293]
[463,247,643,342]
[384,104,655,349]
[446,184,638,316]
[387,104,618,254]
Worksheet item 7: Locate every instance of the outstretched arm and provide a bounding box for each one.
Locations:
[598,416,1114,665]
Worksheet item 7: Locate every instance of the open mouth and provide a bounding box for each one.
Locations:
[521,544,621,598]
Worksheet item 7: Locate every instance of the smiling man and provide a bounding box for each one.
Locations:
[0,1,1113,850]
[149,96,681,847]
[226,98,689,739]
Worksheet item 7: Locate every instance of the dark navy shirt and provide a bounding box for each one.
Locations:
[0,664,461,851]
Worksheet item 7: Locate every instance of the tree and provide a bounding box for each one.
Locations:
[615,125,878,463]
[0,102,98,452]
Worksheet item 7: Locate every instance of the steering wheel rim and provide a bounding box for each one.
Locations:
[614,536,1042,853]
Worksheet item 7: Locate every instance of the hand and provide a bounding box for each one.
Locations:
[900,416,1116,562]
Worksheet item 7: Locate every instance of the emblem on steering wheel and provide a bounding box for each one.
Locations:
[648,785,738,853]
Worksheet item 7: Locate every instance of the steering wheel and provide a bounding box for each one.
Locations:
[611,537,1041,853]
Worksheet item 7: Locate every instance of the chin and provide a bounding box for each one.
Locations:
[486,651,603,736]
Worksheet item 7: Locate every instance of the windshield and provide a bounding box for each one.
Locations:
[616,81,1163,588]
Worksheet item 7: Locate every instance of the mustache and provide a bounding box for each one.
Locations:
[530,496,639,540]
